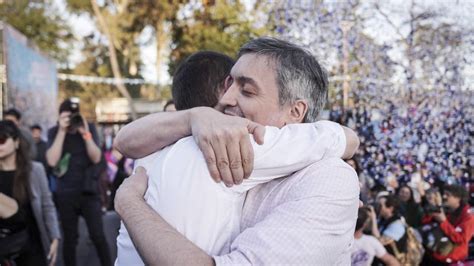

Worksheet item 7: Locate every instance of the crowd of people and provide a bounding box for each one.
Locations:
[330,87,473,265]
[331,88,472,200]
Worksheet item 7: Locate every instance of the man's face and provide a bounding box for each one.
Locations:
[31,128,42,143]
[217,54,291,128]
[443,191,461,209]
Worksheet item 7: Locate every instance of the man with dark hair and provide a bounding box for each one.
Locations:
[376,195,407,257]
[421,184,474,265]
[46,98,111,266]
[114,38,360,265]
[30,124,49,174]
[4,108,37,159]
[352,207,400,266]
[172,51,234,110]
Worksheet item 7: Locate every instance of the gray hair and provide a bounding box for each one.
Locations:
[238,37,328,122]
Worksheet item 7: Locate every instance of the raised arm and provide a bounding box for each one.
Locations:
[114,110,193,159]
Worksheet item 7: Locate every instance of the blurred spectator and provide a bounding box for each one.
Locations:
[30,124,50,174]
[163,99,176,112]
[4,108,37,159]
[376,195,408,257]
[351,206,400,266]
[397,185,423,228]
[0,121,60,266]
[105,148,133,210]
[420,184,474,265]
[46,98,111,266]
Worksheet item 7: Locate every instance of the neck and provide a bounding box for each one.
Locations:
[0,154,17,171]
[354,230,363,239]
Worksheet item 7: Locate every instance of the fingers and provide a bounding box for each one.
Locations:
[248,122,265,145]
[240,135,254,180]
[50,252,57,266]
[227,138,244,185]
[211,139,234,187]
[134,166,147,176]
[200,141,221,183]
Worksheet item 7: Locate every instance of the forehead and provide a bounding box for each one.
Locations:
[231,54,278,92]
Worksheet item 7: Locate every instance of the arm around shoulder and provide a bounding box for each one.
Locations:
[114,109,194,159]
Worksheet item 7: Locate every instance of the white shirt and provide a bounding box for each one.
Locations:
[116,121,347,266]
[213,157,360,265]
[351,235,387,266]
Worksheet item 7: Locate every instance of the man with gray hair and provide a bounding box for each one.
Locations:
[114,37,360,265]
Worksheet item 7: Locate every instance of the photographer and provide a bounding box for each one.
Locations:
[46,98,111,266]
[420,185,474,265]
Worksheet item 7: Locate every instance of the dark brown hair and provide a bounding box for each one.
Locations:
[0,120,31,204]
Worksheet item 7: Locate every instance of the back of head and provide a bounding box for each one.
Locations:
[238,37,328,122]
[356,207,370,231]
[172,51,235,110]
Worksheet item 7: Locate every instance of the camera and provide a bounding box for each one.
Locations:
[61,97,84,131]
[424,204,443,214]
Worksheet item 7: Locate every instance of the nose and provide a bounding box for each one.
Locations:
[218,83,238,107]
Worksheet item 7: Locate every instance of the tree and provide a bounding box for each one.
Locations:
[372,0,472,92]
[0,0,74,63]
[169,0,269,74]
[269,0,395,107]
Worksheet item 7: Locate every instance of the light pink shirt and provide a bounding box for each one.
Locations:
[214,158,360,265]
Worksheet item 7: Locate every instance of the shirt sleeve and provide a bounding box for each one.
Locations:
[370,236,388,258]
[382,220,406,241]
[226,120,346,193]
[214,161,359,265]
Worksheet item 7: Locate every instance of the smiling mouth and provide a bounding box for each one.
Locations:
[224,109,244,118]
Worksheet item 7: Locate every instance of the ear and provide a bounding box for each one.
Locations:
[287,99,308,123]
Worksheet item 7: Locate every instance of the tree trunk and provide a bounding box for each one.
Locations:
[91,0,138,120]
[155,18,167,85]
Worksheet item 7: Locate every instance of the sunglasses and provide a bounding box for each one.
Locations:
[0,134,12,145]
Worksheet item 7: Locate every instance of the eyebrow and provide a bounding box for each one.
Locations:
[234,76,261,93]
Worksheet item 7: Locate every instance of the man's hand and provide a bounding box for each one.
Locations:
[115,167,149,217]
[189,107,265,187]
[368,205,377,221]
[78,116,90,135]
[58,112,71,132]
[432,209,447,223]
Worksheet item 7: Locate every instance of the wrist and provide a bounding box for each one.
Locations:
[82,131,92,141]
[116,189,144,213]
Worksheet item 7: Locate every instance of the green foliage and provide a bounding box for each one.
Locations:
[169,0,269,74]
[0,0,74,63]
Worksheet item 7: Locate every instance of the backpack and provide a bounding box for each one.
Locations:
[389,218,424,266]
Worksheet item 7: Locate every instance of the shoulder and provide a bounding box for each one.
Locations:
[286,158,359,199]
